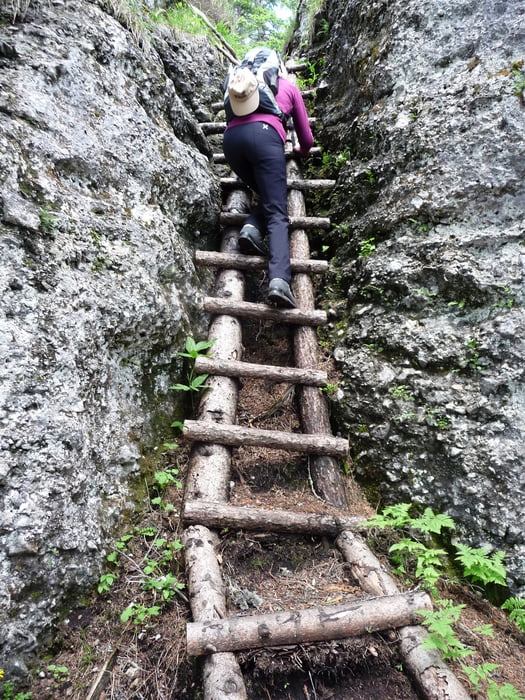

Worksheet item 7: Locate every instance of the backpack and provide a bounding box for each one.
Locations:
[224,47,286,123]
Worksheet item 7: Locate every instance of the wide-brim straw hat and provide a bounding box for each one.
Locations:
[228,67,259,116]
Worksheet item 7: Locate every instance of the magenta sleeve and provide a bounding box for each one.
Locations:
[290,84,314,156]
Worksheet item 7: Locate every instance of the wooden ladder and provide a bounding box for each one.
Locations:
[180,61,470,700]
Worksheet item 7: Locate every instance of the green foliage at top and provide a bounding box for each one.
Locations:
[158,3,206,35]
[229,0,295,51]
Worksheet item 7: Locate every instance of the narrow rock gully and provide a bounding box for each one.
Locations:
[180,59,470,700]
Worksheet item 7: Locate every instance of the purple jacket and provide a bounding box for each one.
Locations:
[225,77,314,156]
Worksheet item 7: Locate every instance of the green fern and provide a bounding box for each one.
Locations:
[454,544,507,587]
[501,597,525,633]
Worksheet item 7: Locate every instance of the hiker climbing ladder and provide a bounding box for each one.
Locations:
[180,57,470,700]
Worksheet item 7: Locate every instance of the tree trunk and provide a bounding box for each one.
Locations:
[183,189,249,699]
[183,525,247,700]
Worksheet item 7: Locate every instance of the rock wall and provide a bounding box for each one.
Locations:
[292,0,525,593]
[0,0,223,676]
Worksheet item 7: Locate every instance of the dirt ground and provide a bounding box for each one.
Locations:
[21,312,525,699]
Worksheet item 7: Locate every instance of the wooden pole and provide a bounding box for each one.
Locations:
[195,250,329,274]
[203,297,328,326]
[287,157,350,509]
[187,591,432,655]
[194,356,328,386]
[220,177,336,191]
[183,500,364,535]
[183,525,247,699]
[183,188,249,700]
[220,212,331,230]
[183,420,349,457]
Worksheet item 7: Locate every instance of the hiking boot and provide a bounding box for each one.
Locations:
[268,278,297,309]
[238,224,268,256]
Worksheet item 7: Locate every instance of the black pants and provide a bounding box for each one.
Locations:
[223,121,291,283]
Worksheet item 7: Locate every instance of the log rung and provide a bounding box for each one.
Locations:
[203,297,328,326]
[194,356,328,386]
[195,250,329,274]
[183,419,349,457]
[220,212,330,231]
[200,117,317,135]
[183,499,364,535]
[213,147,323,164]
[220,177,336,191]
[187,591,432,655]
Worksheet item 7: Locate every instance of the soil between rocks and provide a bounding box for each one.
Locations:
[23,312,525,699]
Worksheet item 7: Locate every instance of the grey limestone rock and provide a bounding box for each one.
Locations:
[293,0,525,594]
[0,0,223,676]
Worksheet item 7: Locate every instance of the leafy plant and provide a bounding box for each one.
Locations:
[363,503,523,698]
[511,68,525,97]
[1,679,32,700]
[321,382,338,396]
[408,217,429,233]
[448,299,466,310]
[389,384,413,401]
[46,665,69,682]
[170,336,215,393]
[358,236,376,259]
[418,599,473,660]
[120,603,161,625]
[39,208,56,234]
[501,597,525,632]
[463,337,482,371]
[454,544,506,587]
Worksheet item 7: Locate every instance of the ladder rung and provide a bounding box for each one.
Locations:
[220,177,336,191]
[194,356,328,386]
[213,147,323,164]
[195,250,329,274]
[203,297,327,326]
[220,212,330,230]
[183,499,363,534]
[187,590,432,655]
[200,117,317,135]
[183,419,349,457]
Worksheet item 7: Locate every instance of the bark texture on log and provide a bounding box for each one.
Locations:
[220,212,331,230]
[185,229,243,503]
[202,652,247,700]
[204,297,328,326]
[213,147,322,164]
[287,159,350,509]
[337,530,471,700]
[183,500,364,534]
[195,250,329,274]
[201,118,316,134]
[194,356,328,386]
[187,591,432,655]
[183,189,248,699]
[220,177,336,191]
[183,419,349,457]
[183,525,247,700]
